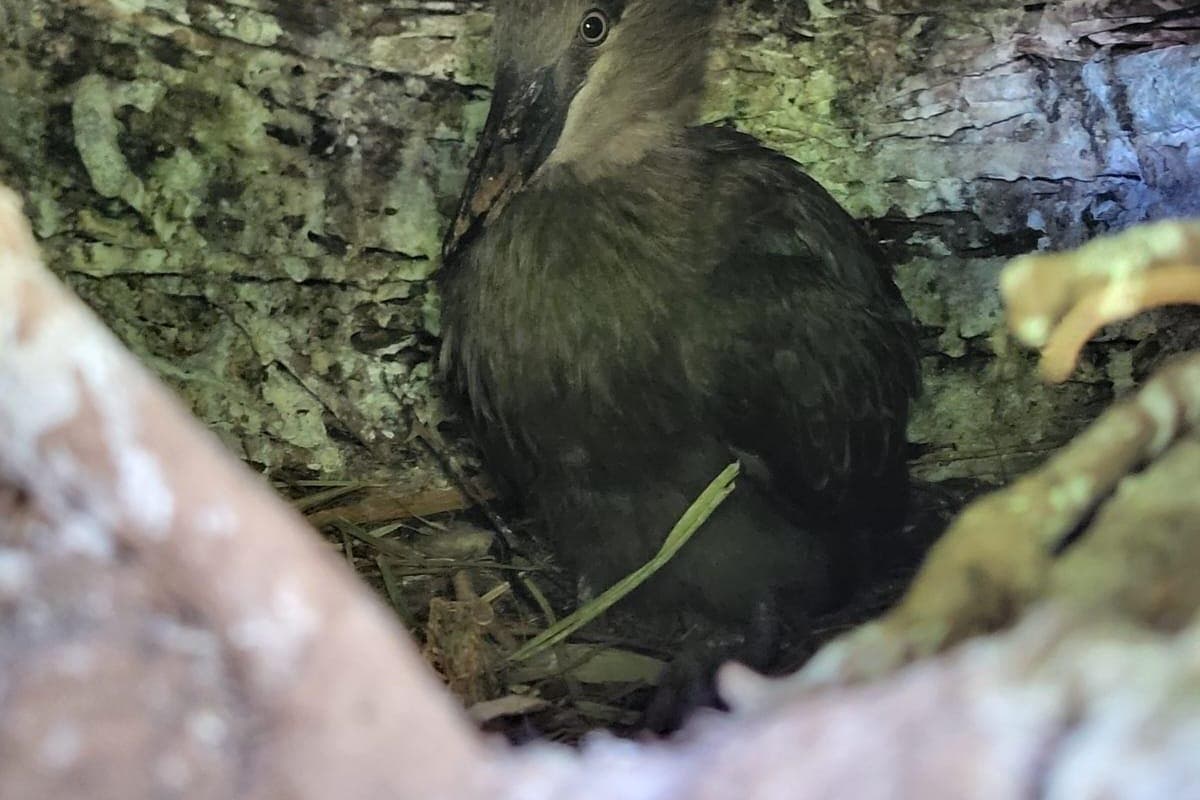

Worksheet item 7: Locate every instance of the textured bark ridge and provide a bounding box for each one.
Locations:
[1,0,1197,487]
[711,1,1200,482]
[0,0,496,481]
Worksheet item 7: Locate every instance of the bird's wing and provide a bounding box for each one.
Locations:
[690,125,919,516]
[709,262,918,512]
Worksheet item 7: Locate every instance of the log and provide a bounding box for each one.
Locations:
[0,185,493,800]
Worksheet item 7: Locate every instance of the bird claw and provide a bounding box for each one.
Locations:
[640,636,744,734]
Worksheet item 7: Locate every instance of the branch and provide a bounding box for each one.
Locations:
[1001,220,1200,382]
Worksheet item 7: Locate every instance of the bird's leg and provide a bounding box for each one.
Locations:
[413,422,519,552]
[641,596,788,734]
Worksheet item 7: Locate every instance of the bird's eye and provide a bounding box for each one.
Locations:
[578,9,609,45]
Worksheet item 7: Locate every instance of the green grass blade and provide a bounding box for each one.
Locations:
[508,461,739,663]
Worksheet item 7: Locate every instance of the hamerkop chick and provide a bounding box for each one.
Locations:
[438,0,920,729]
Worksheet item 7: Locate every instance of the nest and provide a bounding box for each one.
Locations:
[287,465,966,740]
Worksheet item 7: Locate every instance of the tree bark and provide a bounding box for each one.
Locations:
[1,0,1196,486]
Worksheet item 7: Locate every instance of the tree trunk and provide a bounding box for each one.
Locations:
[713,0,1200,483]
[1,0,1196,487]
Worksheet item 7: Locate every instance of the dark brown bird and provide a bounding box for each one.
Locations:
[438,0,919,727]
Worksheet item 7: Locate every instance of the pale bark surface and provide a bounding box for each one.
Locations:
[4,180,1200,799]
[1,0,1196,486]
[0,184,495,799]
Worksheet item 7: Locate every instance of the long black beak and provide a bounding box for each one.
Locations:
[442,66,566,261]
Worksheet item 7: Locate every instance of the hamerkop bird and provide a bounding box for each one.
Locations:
[438,0,920,729]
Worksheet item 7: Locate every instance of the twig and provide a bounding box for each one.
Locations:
[1002,219,1200,382]
[520,574,584,699]
[306,484,489,527]
[377,556,418,630]
[1039,265,1200,382]
[331,520,538,572]
[292,481,372,512]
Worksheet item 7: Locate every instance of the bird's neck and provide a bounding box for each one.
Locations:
[526,146,717,274]
[542,111,695,184]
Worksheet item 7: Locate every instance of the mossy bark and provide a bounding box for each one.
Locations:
[0,0,1197,486]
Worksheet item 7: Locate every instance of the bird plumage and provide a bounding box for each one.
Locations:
[439,0,919,637]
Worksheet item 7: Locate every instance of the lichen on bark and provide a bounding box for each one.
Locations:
[0,0,1197,489]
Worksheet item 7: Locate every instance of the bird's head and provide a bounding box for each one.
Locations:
[442,0,719,259]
